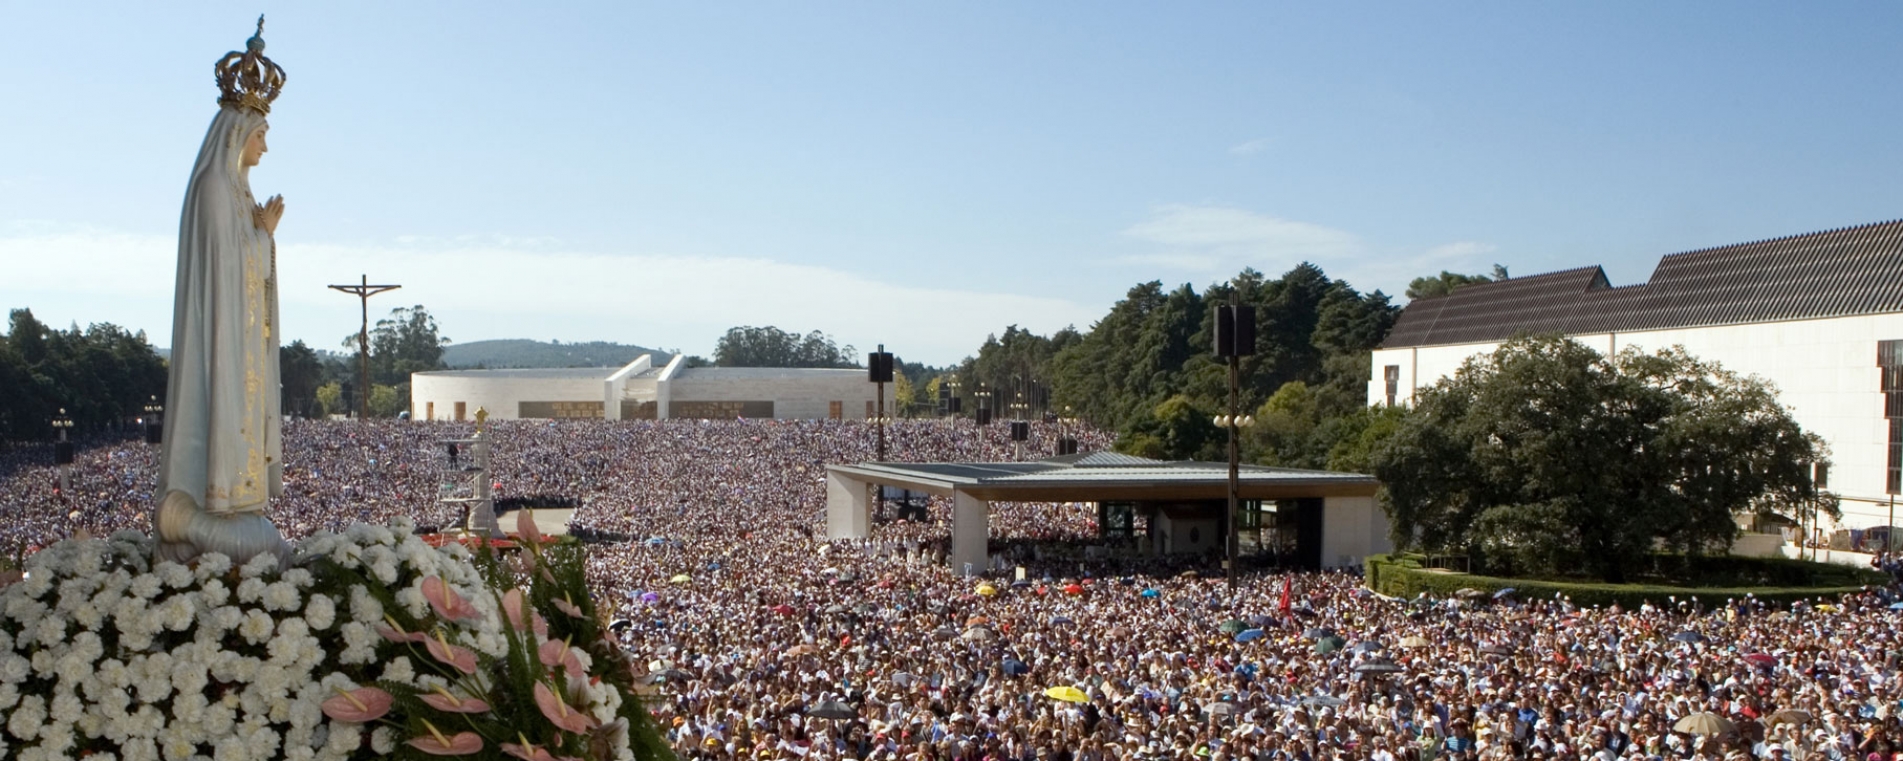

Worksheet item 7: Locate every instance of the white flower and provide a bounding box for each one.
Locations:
[198,578,231,607]
[303,594,336,631]
[193,552,231,580]
[264,581,301,611]
[394,585,429,618]
[157,561,193,589]
[348,585,383,624]
[8,694,44,740]
[238,609,275,644]
[382,655,415,685]
[236,577,267,604]
[371,726,396,754]
[0,654,30,684]
[127,574,161,600]
[240,552,278,579]
[337,622,377,665]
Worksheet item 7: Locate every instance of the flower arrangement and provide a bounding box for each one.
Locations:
[0,511,671,761]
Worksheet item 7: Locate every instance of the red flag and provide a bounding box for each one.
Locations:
[1278,576,1292,616]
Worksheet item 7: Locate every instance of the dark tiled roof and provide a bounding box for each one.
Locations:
[1383,219,1903,348]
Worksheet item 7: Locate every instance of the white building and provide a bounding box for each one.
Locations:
[1370,219,1903,534]
[411,354,883,421]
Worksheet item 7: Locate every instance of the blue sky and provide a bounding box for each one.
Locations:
[4,2,1901,365]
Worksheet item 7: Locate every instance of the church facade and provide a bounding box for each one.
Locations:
[1370,219,1903,537]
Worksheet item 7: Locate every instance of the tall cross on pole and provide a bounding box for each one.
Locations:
[327,274,401,420]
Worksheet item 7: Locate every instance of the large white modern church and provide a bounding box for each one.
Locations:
[1370,219,1903,539]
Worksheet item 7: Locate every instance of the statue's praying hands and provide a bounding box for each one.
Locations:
[255,194,285,236]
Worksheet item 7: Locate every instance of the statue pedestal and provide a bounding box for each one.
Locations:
[155,490,291,566]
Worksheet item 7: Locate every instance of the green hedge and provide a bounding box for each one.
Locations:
[1363,553,1887,608]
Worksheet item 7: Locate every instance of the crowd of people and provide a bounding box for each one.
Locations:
[1,419,1901,761]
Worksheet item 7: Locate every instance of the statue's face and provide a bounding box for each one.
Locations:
[241,123,269,167]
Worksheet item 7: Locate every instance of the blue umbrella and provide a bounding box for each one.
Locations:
[1141,589,1161,599]
[1248,615,1279,628]
[1234,628,1266,643]
[1002,658,1030,676]
[1492,588,1517,600]
[1889,601,1903,610]
[1051,615,1074,626]
[1670,631,1707,644]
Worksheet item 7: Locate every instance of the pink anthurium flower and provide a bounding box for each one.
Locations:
[420,686,492,713]
[551,594,586,619]
[426,630,479,674]
[532,611,549,638]
[503,588,531,632]
[502,734,561,761]
[409,720,484,755]
[517,507,544,548]
[320,686,393,722]
[377,616,429,644]
[539,638,585,677]
[422,576,481,622]
[533,680,599,733]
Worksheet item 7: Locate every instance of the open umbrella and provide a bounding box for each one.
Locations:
[1043,686,1089,703]
[669,574,692,584]
[771,604,796,616]
[1063,583,1085,596]
[1234,628,1266,643]
[1050,615,1073,626]
[1350,641,1383,653]
[1669,631,1707,644]
[1764,708,1812,727]
[1479,644,1514,656]
[640,591,660,603]
[1672,712,1734,736]
[1179,570,1200,579]
[1492,588,1517,600]
[1248,615,1278,628]
[654,668,693,682]
[1398,635,1432,649]
[1303,627,1338,640]
[825,604,847,615]
[1890,601,1903,610]
[1206,702,1238,717]
[808,701,856,721]
[1314,635,1345,654]
[1141,588,1161,599]
[1220,620,1249,635]
[1741,653,1777,669]
[976,584,999,597]
[785,644,817,657]
[1300,695,1346,708]
[1454,588,1486,599]
[966,615,991,627]
[1002,658,1030,676]
[962,627,997,643]
[1354,659,1404,674]
[932,626,959,641]
[854,603,877,615]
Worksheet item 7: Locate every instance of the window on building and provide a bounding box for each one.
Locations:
[1891,419,1902,495]
[828,401,842,421]
[1383,365,1401,407]
[1812,462,1829,489]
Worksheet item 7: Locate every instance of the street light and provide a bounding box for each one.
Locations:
[143,395,164,445]
[1214,294,1257,588]
[945,375,963,420]
[1057,405,1080,456]
[52,408,75,496]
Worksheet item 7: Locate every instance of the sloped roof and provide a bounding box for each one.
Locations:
[1383,219,1903,348]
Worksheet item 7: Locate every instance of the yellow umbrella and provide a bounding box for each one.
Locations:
[669,574,692,584]
[976,583,999,597]
[1398,636,1432,649]
[1043,686,1089,704]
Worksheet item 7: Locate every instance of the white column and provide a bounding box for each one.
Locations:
[826,471,872,539]
[1321,495,1388,568]
[951,490,991,576]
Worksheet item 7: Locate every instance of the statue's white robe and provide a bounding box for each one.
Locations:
[155,106,287,563]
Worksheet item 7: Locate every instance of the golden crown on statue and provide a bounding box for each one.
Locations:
[215,16,286,116]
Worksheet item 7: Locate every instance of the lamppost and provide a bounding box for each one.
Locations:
[142,395,164,445]
[52,408,75,497]
[1213,293,1256,589]
[1057,405,1079,456]
[945,375,962,421]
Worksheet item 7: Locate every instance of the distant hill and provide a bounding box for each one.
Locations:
[441,339,672,369]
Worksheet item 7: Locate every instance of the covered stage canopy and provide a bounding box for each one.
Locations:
[825,452,1387,574]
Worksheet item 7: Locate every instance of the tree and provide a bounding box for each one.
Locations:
[353,305,451,386]
[1117,394,1222,461]
[1372,335,1830,582]
[1405,270,1496,300]
[368,384,403,418]
[280,341,325,419]
[712,326,857,368]
[315,382,344,418]
[0,308,165,440]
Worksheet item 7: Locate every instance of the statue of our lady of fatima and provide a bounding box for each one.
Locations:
[154,18,294,566]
